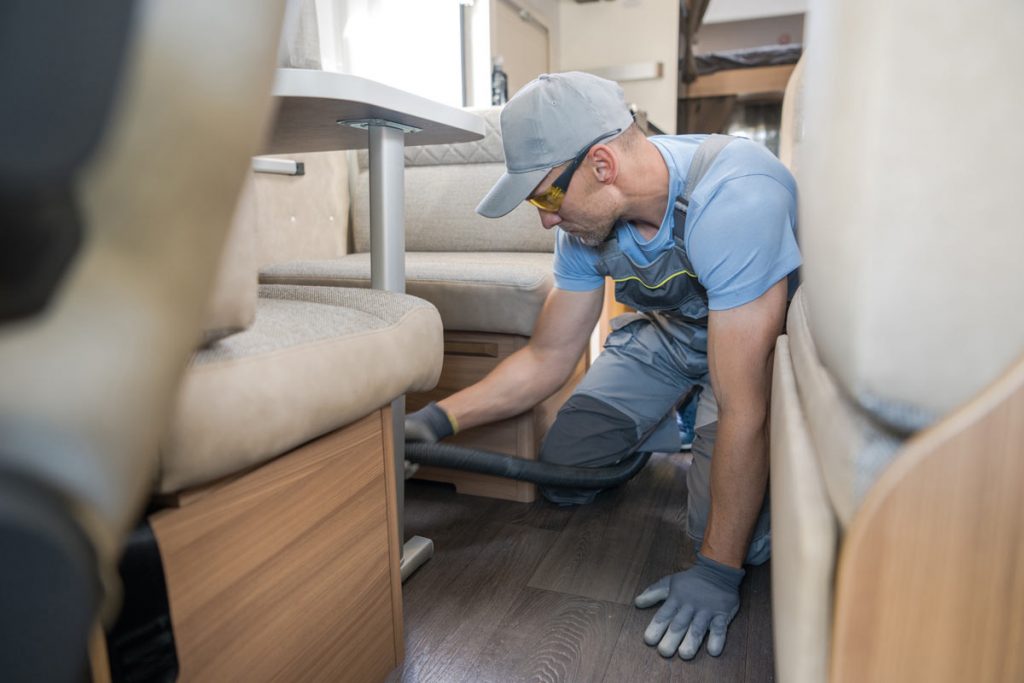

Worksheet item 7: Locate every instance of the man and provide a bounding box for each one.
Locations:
[406,72,799,662]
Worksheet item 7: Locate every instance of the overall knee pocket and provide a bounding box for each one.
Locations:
[540,394,640,468]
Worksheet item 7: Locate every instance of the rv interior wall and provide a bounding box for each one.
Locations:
[558,0,680,134]
[488,0,560,99]
[492,0,551,99]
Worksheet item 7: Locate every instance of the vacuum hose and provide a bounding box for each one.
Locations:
[405,442,651,489]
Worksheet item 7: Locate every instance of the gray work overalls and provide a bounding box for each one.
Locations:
[538,134,771,565]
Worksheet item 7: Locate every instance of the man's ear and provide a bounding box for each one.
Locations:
[588,145,618,185]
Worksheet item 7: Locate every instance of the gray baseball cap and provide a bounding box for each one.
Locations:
[476,71,635,219]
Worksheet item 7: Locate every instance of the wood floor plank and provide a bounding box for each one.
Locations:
[405,479,576,533]
[600,452,748,682]
[502,496,577,532]
[466,588,631,683]
[403,480,507,542]
[630,452,693,594]
[396,451,776,682]
[743,563,776,682]
[527,454,683,605]
[392,521,561,682]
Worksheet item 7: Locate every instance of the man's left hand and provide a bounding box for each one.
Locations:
[634,552,745,660]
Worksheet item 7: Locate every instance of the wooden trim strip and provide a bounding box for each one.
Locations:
[381,405,405,666]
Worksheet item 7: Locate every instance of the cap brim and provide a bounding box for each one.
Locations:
[476,167,550,218]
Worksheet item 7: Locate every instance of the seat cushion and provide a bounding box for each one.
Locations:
[260,252,554,337]
[787,288,903,526]
[159,285,443,493]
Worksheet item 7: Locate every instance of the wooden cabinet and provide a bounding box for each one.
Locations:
[678,63,796,136]
[148,410,403,682]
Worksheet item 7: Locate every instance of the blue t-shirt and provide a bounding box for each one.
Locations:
[553,135,801,311]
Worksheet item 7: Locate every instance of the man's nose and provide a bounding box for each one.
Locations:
[539,209,562,230]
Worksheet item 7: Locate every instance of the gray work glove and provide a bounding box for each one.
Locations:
[405,401,455,443]
[634,552,745,660]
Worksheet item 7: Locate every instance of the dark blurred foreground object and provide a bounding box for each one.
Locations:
[105,523,178,683]
[0,0,287,680]
[0,3,136,680]
[0,0,137,322]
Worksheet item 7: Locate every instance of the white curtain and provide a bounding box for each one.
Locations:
[334,0,464,106]
[279,0,323,69]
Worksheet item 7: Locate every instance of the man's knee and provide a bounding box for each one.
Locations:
[539,393,639,468]
[538,393,642,506]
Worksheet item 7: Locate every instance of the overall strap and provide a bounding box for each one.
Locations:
[598,134,736,275]
[675,134,736,219]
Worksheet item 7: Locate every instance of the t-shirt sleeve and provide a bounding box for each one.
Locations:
[686,173,801,310]
[552,228,605,291]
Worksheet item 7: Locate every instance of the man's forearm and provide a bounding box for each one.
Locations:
[438,346,576,433]
[700,409,769,568]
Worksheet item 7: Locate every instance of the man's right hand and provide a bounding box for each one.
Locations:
[405,402,456,443]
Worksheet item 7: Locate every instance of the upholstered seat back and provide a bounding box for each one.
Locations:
[350,108,553,254]
[799,0,1024,434]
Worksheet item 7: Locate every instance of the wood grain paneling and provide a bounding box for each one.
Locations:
[150,411,402,683]
[379,406,404,665]
[831,356,1024,683]
[685,64,796,99]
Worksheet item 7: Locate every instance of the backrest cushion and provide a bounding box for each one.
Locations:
[798,0,1024,431]
[350,107,554,253]
[251,151,349,267]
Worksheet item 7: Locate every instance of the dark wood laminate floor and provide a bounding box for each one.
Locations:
[390,452,774,683]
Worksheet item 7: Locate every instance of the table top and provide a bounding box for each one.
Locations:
[265,69,485,155]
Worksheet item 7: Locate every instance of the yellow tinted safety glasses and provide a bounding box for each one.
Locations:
[526,129,621,213]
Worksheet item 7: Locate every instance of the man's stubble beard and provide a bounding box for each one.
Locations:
[563,215,616,247]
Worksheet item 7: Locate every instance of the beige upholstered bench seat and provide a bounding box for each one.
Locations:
[158,284,443,493]
[260,251,554,337]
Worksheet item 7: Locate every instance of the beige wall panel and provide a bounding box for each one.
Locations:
[557,0,680,133]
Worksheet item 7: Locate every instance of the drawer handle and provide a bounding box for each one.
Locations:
[252,157,305,176]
